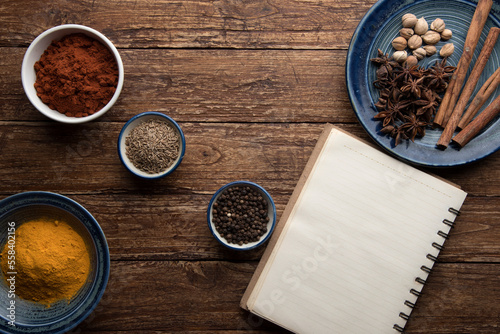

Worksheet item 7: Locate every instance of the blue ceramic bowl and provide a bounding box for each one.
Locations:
[207,181,276,251]
[0,191,109,334]
[118,112,186,179]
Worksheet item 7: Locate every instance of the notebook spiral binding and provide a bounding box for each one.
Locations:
[393,207,461,332]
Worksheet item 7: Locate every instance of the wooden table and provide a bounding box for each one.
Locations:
[1,0,500,333]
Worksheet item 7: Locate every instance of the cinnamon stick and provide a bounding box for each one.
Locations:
[433,0,493,128]
[436,27,500,148]
[458,66,500,129]
[452,94,500,148]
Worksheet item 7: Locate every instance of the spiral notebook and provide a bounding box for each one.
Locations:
[240,124,467,334]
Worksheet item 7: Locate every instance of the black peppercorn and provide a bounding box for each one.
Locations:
[212,185,269,245]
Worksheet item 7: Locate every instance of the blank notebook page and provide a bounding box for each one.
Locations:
[246,128,467,334]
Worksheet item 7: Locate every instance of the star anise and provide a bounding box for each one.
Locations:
[414,89,441,122]
[370,49,456,146]
[400,113,427,142]
[393,63,422,83]
[400,76,426,99]
[370,49,399,74]
[374,95,412,127]
[427,57,454,92]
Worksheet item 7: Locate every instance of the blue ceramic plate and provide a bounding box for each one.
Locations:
[0,192,110,333]
[347,0,500,167]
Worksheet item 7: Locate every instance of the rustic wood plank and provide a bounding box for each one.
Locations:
[0,122,499,196]
[0,47,354,123]
[71,261,500,333]
[0,0,375,49]
[68,195,500,263]
[441,196,500,263]
[405,263,500,334]
[0,191,491,263]
[75,261,284,332]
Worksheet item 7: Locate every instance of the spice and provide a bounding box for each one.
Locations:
[431,18,446,33]
[212,186,269,246]
[392,13,453,64]
[414,17,429,35]
[371,50,455,145]
[407,35,423,50]
[399,28,414,40]
[34,33,118,118]
[433,0,493,129]
[393,50,408,63]
[392,36,407,51]
[423,45,437,56]
[412,48,426,60]
[441,29,453,40]
[0,219,90,306]
[421,30,441,45]
[439,43,455,57]
[125,119,181,174]
[402,13,418,28]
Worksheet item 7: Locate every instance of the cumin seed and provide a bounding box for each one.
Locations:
[125,119,180,174]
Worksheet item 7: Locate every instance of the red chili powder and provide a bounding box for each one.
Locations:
[34,33,119,118]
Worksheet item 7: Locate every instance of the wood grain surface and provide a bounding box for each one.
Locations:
[0,0,499,333]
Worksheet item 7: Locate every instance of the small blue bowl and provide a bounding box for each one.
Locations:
[0,191,109,334]
[207,181,276,251]
[118,112,186,179]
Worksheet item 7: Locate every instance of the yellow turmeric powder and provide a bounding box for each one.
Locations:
[1,219,90,306]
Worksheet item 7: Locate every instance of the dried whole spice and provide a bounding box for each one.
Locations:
[440,43,455,57]
[370,50,456,146]
[430,18,446,33]
[407,34,423,49]
[402,13,418,28]
[212,186,269,245]
[423,45,437,56]
[393,50,408,63]
[441,29,453,40]
[412,48,426,60]
[421,30,441,45]
[392,36,408,51]
[414,17,429,35]
[399,28,414,40]
[125,119,181,174]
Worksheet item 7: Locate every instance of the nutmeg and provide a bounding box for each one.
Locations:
[402,13,418,28]
[413,48,426,60]
[392,36,408,51]
[423,45,437,56]
[430,18,445,33]
[407,34,423,49]
[422,30,441,45]
[405,55,418,67]
[414,17,428,35]
[441,29,453,41]
[393,50,408,63]
[440,43,455,57]
[399,28,415,40]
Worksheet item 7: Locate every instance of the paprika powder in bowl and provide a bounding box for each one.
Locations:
[0,191,110,333]
[21,24,124,124]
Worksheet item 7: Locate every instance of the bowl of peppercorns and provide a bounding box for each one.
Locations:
[207,181,276,251]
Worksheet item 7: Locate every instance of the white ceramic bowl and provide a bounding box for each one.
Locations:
[118,112,186,179]
[207,181,276,251]
[21,24,124,124]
